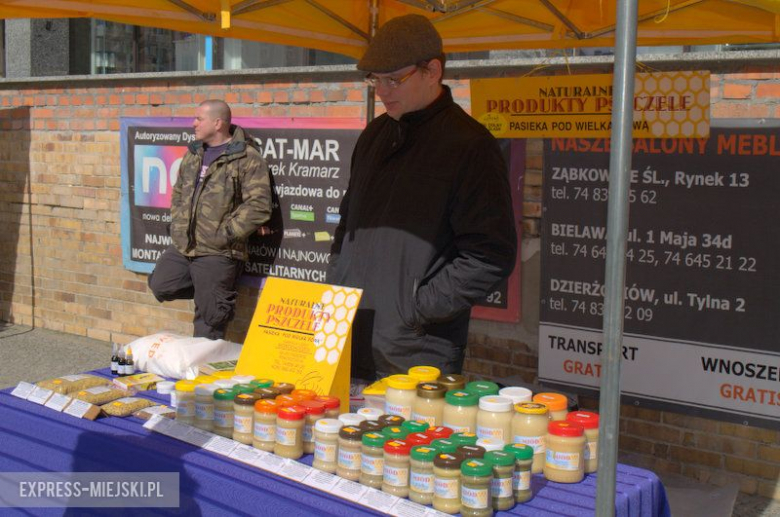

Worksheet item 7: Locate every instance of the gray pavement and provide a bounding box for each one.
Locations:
[0,321,778,516]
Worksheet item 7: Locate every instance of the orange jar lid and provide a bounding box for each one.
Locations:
[533,392,568,412]
[291,389,317,401]
[276,394,298,407]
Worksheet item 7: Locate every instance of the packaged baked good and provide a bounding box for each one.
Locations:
[101,397,155,417]
[73,385,130,405]
[37,374,110,394]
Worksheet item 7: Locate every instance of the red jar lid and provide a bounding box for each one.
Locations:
[277,405,306,421]
[425,426,454,439]
[406,432,432,446]
[548,420,584,437]
[299,400,326,415]
[566,411,599,429]
[384,439,411,455]
[315,395,340,410]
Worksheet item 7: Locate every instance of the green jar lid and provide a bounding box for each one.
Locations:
[461,458,492,477]
[362,432,387,447]
[465,380,500,397]
[485,450,516,467]
[233,384,255,394]
[382,426,410,440]
[401,420,430,434]
[214,388,236,400]
[444,389,479,406]
[503,443,534,461]
[430,438,457,454]
[250,378,274,389]
[411,445,439,462]
[451,432,478,446]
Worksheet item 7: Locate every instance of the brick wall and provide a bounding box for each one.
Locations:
[0,70,778,499]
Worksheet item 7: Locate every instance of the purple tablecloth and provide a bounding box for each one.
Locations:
[0,369,670,516]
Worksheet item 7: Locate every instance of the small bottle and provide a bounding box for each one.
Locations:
[432,452,465,514]
[411,382,447,427]
[336,426,364,481]
[253,399,279,452]
[384,374,418,420]
[124,347,135,376]
[233,393,262,445]
[442,390,479,433]
[484,450,516,511]
[194,383,218,432]
[512,402,550,473]
[544,421,586,483]
[213,388,237,438]
[110,343,119,376]
[359,432,387,488]
[117,349,127,377]
[503,443,534,503]
[313,418,343,473]
[174,380,198,425]
[382,439,412,498]
[476,395,514,443]
[274,405,307,460]
[409,445,438,505]
[460,458,493,517]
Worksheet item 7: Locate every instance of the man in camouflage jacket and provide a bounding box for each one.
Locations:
[148,100,272,339]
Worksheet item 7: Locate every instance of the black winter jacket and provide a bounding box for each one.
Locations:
[328,86,517,379]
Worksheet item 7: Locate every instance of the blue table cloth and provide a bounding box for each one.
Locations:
[0,369,670,516]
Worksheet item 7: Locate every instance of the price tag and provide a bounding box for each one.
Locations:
[44,393,72,412]
[27,386,54,405]
[10,382,35,399]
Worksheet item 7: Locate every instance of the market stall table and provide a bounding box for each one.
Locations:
[0,369,671,516]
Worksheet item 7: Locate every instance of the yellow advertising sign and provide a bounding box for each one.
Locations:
[471,71,710,139]
[236,277,362,412]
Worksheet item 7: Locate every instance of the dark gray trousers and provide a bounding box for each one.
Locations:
[148,246,243,339]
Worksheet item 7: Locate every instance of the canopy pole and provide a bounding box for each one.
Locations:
[595,0,637,515]
[365,0,378,123]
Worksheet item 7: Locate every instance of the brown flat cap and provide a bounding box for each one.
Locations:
[357,14,443,73]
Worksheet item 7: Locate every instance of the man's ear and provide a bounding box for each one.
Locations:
[426,58,443,83]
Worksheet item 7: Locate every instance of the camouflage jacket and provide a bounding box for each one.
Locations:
[170,125,271,261]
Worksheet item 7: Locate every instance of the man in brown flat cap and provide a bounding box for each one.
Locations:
[328,14,517,381]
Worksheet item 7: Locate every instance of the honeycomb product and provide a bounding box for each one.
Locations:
[409,445,438,505]
[484,450,516,511]
[566,411,600,473]
[233,393,262,444]
[442,390,479,433]
[382,439,412,498]
[194,383,218,431]
[336,426,364,481]
[407,366,441,383]
[312,418,343,473]
[476,395,513,444]
[213,388,236,438]
[274,405,306,459]
[252,399,279,452]
[544,421,586,483]
[503,443,534,503]
[73,385,128,405]
[384,374,418,420]
[101,397,155,417]
[436,374,466,391]
[359,432,387,488]
[460,458,493,517]
[533,392,569,421]
[37,374,110,395]
[411,382,447,427]
[432,452,465,514]
[512,402,549,473]
[174,380,198,425]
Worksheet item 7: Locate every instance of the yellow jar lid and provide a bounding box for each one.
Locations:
[407,366,441,383]
[386,374,418,390]
[211,371,237,379]
[533,392,567,411]
[175,380,198,392]
[515,402,549,415]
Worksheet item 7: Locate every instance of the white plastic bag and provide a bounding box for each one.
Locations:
[122,332,242,380]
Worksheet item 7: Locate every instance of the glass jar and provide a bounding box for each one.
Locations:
[359,432,387,488]
[384,374,418,420]
[437,374,466,391]
[291,388,317,403]
[250,378,274,389]
[233,392,261,444]
[460,458,493,517]
[475,437,504,452]
[457,445,486,459]
[411,382,447,427]
[533,392,569,421]
[338,412,366,428]
[377,414,404,428]
[512,402,550,473]
[464,380,499,399]
[409,445,438,505]
[476,395,513,443]
[312,418,343,473]
[274,382,295,395]
[498,386,533,405]
[406,432,432,447]
[299,400,326,454]
[174,380,197,425]
[430,438,458,454]
[274,405,306,460]
[442,390,479,433]
[484,450,516,511]
[566,411,600,473]
[194,383,218,431]
[382,426,409,441]
[382,439,412,497]
[504,443,534,503]
[252,399,278,452]
[357,407,383,422]
[359,420,385,434]
[544,421,586,483]
[408,365,441,383]
[433,452,465,515]
[213,388,236,438]
[451,432,478,447]
[336,426,364,480]
[315,395,341,418]
[426,426,454,441]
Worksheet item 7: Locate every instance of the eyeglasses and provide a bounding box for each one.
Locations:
[364,67,418,89]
